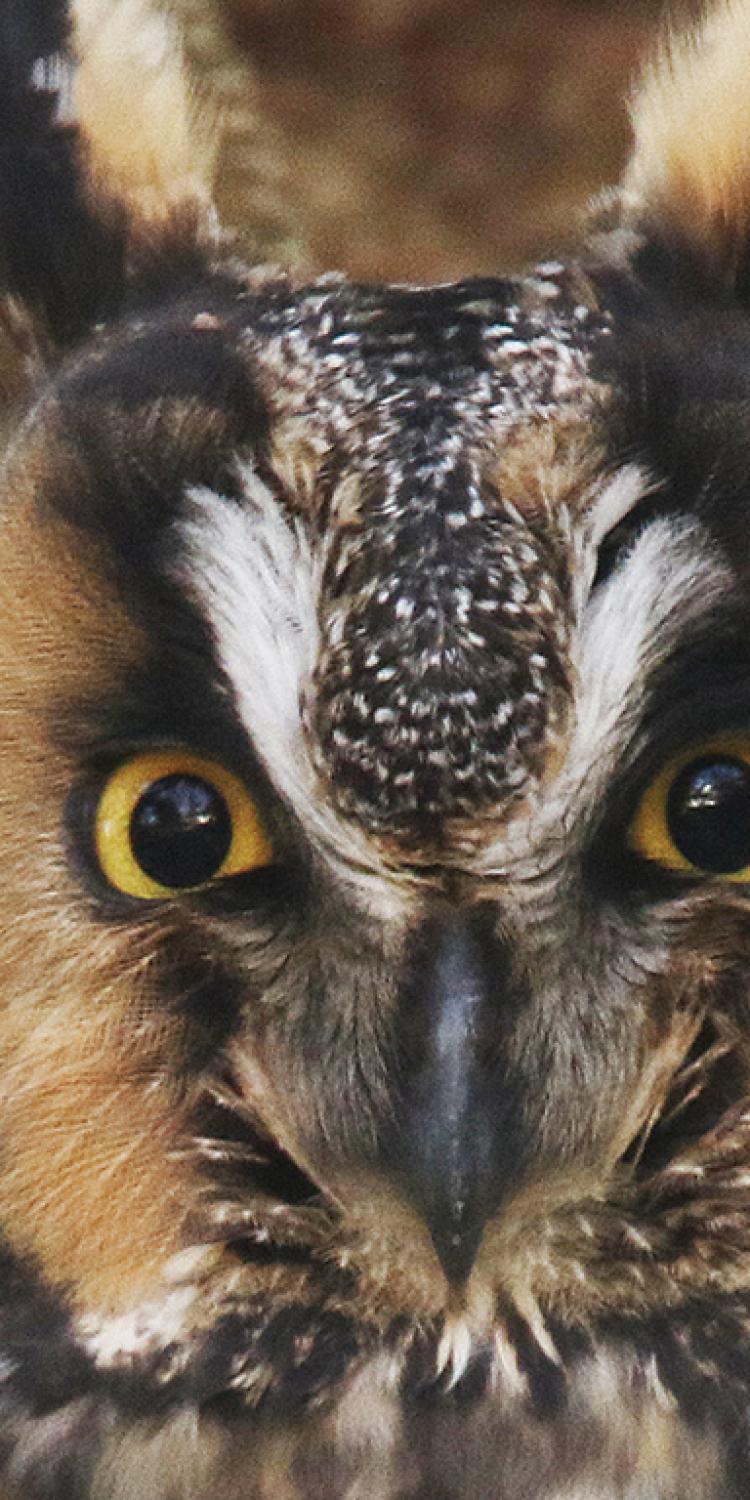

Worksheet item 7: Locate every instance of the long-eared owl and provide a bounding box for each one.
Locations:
[2,2,750,1497]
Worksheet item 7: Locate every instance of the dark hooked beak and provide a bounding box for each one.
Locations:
[382,905,529,1285]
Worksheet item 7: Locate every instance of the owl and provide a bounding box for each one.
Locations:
[3,1,750,1497]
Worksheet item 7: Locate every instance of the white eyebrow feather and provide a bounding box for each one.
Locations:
[473,512,733,875]
[176,467,416,918]
[570,514,732,808]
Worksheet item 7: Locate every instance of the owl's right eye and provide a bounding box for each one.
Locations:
[628,740,750,879]
[94,750,274,899]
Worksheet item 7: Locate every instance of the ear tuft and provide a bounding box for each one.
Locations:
[70,0,216,242]
[625,0,750,292]
[0,0,220,362]
[0,0,123,348]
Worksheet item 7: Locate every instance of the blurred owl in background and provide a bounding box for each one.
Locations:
[4,2,750,1497]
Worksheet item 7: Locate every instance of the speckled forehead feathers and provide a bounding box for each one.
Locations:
[240,268,610,843]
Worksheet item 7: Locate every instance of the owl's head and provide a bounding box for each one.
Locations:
[3,1,750,1491]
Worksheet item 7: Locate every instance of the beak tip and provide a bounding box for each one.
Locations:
[429,1209,485,1287]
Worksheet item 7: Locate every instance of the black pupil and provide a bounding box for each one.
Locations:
[667,756,750,873]
[130,774,232,888]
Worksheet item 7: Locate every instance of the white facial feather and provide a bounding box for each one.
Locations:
[472,511,732,877]
[568,515,732,815]
[572,463,652,617]
[179,471,418,918]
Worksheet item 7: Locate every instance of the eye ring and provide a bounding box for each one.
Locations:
[94,749,273,899]
[628,735,750,881]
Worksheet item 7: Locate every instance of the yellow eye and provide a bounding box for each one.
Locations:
[94,750,273,899]
[628,736,750,880]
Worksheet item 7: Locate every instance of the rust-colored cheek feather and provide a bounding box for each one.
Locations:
[4,3,750,1498]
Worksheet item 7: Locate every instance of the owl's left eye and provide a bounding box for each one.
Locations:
[94,750,273,899]
[628,739,750,879]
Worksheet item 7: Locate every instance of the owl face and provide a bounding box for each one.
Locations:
[4,2,750,1498]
